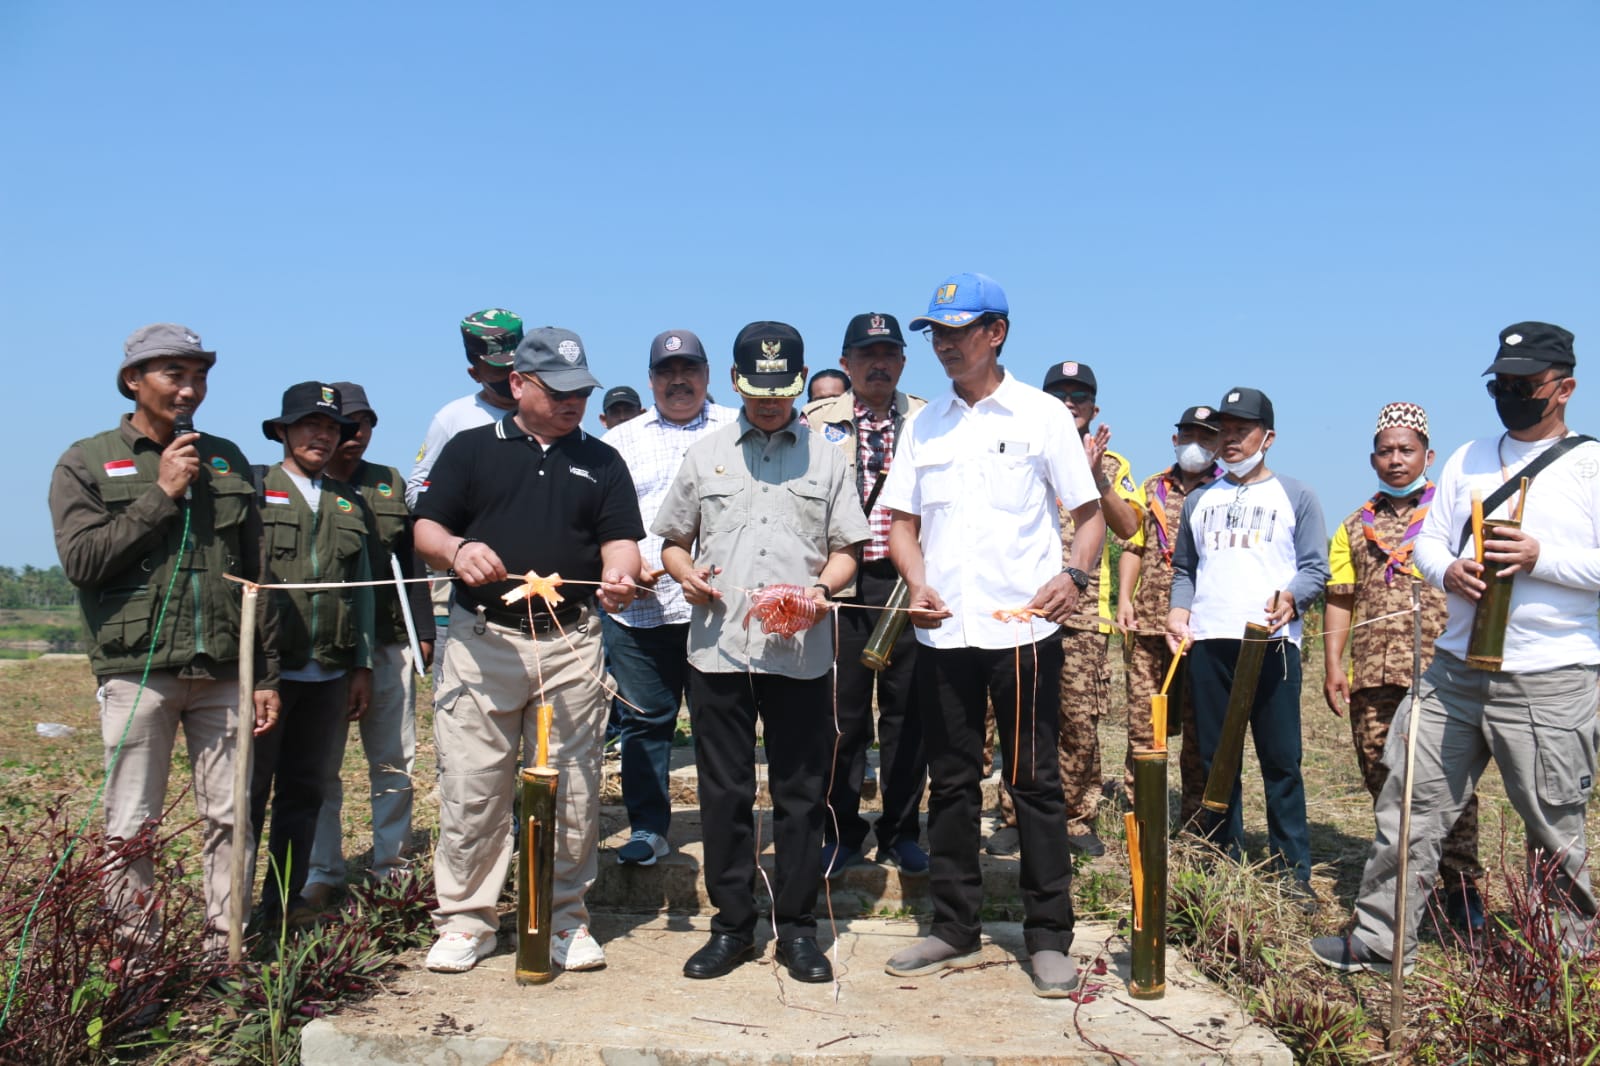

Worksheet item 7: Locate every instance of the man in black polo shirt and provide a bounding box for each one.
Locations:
[414,326,645,975]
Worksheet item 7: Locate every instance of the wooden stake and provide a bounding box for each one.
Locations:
[1471,490,1485,565]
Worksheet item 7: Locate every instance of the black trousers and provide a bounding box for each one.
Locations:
[827,563,927,852]
[687,668,830,941]
[917,638,1074,955]
[250,676,349,913]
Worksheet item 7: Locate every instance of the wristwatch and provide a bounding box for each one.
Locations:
[1063,566,1090,591]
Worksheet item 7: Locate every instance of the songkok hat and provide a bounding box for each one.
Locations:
[1375,401,1429,441]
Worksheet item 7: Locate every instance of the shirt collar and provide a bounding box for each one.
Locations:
[735,410,800,444]
[644,401,711,432]
[495,412,584,446]
[932,369,1019,416]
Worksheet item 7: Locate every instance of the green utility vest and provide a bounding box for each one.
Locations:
[258,465,375,672]
[75,429,257,678]
[345,461,412,646]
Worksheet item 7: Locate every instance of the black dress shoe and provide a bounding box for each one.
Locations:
[775,936,833,983]
[683,933,755,979]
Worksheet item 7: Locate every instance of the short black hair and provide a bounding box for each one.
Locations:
[1372,426,1429,450]
[807,368,851,401]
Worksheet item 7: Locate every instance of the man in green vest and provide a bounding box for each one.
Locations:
[252,381,376,927]
[303,382,435,908]
[49,323,281,956]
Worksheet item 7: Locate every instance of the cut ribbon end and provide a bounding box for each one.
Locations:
[503,571,566,609]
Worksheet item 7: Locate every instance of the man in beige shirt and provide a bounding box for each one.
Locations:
[655,321,869,985]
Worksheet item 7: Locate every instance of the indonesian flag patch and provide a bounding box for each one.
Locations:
[103,459,138,478]
[264,489,292,506]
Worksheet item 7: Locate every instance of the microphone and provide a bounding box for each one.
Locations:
[173,414,196,500]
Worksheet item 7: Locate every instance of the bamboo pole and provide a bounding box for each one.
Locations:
[517,703,559,985]
[228,585,259,964]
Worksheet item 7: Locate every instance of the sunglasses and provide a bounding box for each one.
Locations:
[525,374,595,402]
[1486,375,1566,400]
[1048,389,1096,404]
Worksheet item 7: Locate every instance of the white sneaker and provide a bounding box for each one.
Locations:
[425,930,495,973]
[615,829,671,866]
[552,925,606,971]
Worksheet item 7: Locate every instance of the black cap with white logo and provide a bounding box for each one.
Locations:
[1484,321,1576,376]
[842,312,905,351]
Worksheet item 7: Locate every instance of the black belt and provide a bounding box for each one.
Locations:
[475,603,585,633]
[860,558,900,577]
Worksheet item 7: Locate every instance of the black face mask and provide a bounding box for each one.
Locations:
[1495,393,1549,432]
[484,376,514,400]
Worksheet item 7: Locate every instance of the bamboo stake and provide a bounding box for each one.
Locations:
[228,585,259,964]
[1471,490,1485,565]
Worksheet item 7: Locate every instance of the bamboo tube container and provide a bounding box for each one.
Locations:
[517,703,559,985]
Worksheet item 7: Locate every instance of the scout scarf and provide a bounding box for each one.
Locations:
[1361,482,1434,585]
[1150,466,1219,562]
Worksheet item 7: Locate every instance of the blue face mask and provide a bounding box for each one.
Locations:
[1377,473,1428,497]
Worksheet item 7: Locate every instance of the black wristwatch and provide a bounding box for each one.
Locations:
[812,582,832,601]
[1063,566,1090,591]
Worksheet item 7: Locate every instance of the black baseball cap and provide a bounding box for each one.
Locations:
[649,329,709,367]
[732,321,805,398]
[842,312,905,351]
[1176,404,1219,431]
[603,385,641,412]
[1484,321,1576,377]
[262,381,356,441]
[1217,386,1274,430]
[1042,360,1097,394]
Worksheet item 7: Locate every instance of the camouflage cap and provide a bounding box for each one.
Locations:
[461,308,524,367]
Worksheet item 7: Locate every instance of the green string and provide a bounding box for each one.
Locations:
[0,506,193,1034]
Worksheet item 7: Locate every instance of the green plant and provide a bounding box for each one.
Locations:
[1256,983,1368,1064]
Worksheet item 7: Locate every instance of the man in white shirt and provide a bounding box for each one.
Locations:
[1166,387,1327,913]
[602,330,737,866]
[879,272,1104,998]
[1314,321,1600,973]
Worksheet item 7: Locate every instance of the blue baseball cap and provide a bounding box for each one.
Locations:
[907,272,1010,331]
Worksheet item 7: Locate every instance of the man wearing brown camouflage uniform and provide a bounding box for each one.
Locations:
[1115,405,1220,827]
[987,361,1140,857]
[1323,401,1481,930]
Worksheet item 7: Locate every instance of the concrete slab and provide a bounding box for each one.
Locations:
[588,807,1024,918]
[303,915,1289,1065]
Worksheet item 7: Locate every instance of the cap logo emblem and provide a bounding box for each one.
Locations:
[1227,392,1241,403]
[321,386,335,404]
[1062,361,1078,375]
[184,331,199,345]
[557,339,582,362]
[869,315,885,330]
[934,284,958,304]
[1195,407,1211,419]
[761,339,782,357]
[1505,333,1523,346]
[664,335,682,352]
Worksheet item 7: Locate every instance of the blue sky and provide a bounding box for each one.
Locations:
[3,2,1596,566]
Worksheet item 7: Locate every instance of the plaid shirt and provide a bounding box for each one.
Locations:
[603,400,740,627]
[855,399,896,562]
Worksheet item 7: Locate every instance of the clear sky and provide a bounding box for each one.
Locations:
[3,2,1596,566]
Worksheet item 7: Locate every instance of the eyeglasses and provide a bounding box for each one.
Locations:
[1486,374,1566,400]
[1055,390,1095,404]
[921,319,993,345]
[525,374,596,402]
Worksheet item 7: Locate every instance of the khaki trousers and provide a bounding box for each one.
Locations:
[99,672,239,955]
[431,604,605,938]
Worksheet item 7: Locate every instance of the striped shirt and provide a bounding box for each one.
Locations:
[603,400,739,627]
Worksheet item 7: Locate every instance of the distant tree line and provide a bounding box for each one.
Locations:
[0,565,76,610]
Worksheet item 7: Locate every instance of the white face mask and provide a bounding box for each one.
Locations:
[1174,442,1214,473]
[1217,448,1265,478]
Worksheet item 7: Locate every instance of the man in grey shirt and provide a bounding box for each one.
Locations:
[655,321,869,985]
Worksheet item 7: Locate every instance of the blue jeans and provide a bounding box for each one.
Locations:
[1188,638,1311,881]
[600,615,689,837]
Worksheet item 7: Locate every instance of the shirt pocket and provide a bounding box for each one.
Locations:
[983,452,1045,515]
[699,476,748,536]
[261,510,301,561]
[332,508,369,563]
[366,493,410,554]
[782,479,829,536]
[209,475,253,530]
[914,458,960,512]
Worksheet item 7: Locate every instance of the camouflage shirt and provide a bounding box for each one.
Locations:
[1123,466,1217,628]
[1328,490,1449,690]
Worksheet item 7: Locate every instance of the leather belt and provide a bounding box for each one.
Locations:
[476,603,585,633]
